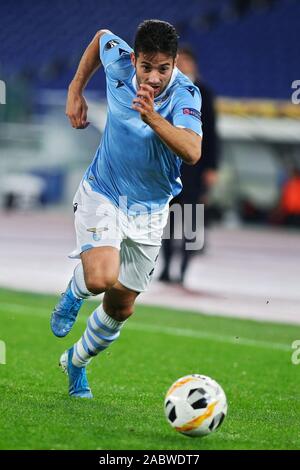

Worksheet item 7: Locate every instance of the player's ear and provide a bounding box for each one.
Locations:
[130,52,136,67]
[174,54,179,68]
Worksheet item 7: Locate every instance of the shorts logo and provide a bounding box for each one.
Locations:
[183,108,201,120]
[105,39,120,50]
[87,226,108,242]
[93,233,101,241]
[73,203,78,213]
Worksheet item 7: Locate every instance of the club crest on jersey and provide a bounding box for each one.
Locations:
[183,108,201,120]
[155,92,170,106]
[105,39,120,50]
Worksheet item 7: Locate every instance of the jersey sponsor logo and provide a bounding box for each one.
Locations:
[105,39,120,50]
[183,107,201,120]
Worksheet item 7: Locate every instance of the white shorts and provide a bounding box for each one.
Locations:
[69,181,169,292]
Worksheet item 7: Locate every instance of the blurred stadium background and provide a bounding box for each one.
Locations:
[1,0,300,323]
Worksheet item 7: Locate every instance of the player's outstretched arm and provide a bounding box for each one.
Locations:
[132,84,202,165]
[66,29,111,129]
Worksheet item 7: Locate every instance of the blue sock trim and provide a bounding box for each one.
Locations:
[86,330,107,352]
[92,310,118,334]
[71,278,83,299]
[74,344,86,364]
[88,318,119,342]
[82,335,97,357]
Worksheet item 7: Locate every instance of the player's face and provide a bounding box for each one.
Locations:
[131,52,176,97]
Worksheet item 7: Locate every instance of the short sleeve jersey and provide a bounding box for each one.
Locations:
[84,33,202,214]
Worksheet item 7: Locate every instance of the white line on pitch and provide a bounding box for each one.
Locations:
[0,302,292,352]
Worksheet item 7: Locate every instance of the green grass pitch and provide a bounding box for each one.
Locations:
[0,287,300,450]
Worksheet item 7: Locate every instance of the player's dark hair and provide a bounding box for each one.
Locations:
[134,20,178,59]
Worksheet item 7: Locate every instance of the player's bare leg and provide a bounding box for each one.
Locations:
[80,246,120,294]
[102,281,139,322]
[51,246,119,337]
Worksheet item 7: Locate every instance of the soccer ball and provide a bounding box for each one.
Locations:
[164,374,227,437]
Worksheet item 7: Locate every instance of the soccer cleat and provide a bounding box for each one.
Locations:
[50,281,83,337]
[59,347,93,398]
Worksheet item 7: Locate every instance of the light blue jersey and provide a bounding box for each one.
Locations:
[84,33,202,214]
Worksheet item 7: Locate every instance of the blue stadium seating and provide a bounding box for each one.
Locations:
[0,0,297,98]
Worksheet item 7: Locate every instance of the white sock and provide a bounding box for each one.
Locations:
[70,263,94,299]
[72,303,126,367]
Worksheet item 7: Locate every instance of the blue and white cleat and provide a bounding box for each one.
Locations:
[50,282,83,337]
[59,347,93,398]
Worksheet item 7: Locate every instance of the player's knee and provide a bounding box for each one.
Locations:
[85,273,118,294]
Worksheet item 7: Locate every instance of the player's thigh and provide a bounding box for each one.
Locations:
[118,240,160,293]
[81,246,120,289]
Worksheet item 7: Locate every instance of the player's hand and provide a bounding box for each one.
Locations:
[132,84,156,123]
[66,87,90,129]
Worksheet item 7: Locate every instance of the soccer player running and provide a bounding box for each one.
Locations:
[51,20,202,398]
